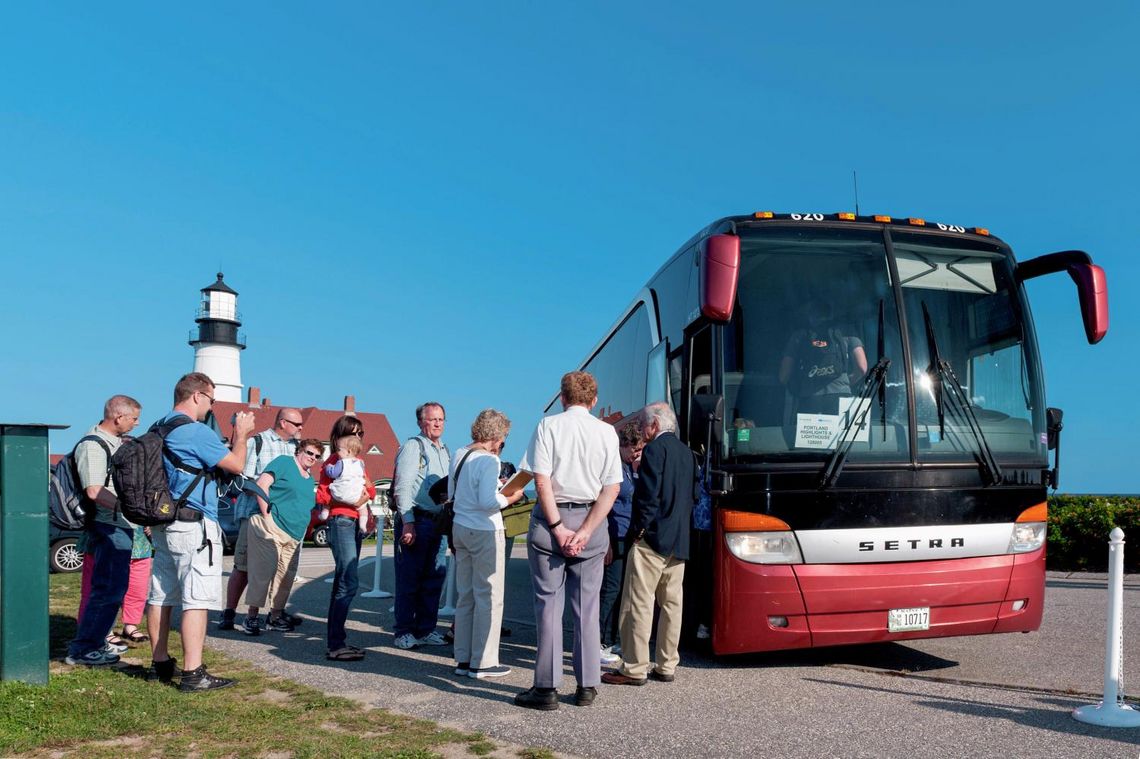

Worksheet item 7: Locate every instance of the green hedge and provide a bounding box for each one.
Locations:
[1048,495,1140,573]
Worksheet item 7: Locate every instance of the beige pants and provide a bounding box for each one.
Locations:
[618,540,686,678]
[246,513,301,612]
[452,524,506,669]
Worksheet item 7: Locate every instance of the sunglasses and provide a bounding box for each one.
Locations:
[283,419,304,428]
[300,449,322,458]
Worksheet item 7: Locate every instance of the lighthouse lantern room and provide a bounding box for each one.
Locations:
[189,272,246,402]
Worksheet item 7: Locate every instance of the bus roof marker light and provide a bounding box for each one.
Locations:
[754,211,774,219]
[908,218,926,226]
[974,227,990,236]
[874,215,892,223]
[838,212,855,221]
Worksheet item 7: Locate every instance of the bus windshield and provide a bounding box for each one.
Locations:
[720,225,1046,467]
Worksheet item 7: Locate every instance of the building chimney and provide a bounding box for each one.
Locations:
[262,397,270,408]
[344,395,356,413]
[248,386,260,408]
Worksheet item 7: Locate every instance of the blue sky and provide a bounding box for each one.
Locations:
[3,2,1136,493]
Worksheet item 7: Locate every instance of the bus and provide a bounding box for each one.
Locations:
[553,211,1108,655]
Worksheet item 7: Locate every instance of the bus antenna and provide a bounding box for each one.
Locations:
[853,170,861,216]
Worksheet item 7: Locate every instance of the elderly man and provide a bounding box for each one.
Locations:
[602,402,698,686]
[392,402,452,650]
[64,395,142,666]
[218,408,304,634]
[514,371,622,710]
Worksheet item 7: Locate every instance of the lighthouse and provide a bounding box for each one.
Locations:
[189,272,246,402]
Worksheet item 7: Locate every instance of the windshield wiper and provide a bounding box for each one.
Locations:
[920,303,1003,486]
[819,356,891,489]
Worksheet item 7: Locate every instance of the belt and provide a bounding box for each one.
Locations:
[176,506,204,522]
[556,502,591,510]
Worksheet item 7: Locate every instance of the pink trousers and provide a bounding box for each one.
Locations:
[77,553,153,627]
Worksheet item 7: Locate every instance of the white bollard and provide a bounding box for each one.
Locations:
[1073,527,1140,727]
[361,533,392,599]
[438,543,457,617]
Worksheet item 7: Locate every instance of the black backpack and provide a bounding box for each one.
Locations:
[48,435,112,530]
[792,327,850,397]
[111,415,209,527]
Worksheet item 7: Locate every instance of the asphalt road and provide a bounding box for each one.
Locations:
[204,544,1140,758]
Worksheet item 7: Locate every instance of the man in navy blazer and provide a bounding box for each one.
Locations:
[602,402,699,686]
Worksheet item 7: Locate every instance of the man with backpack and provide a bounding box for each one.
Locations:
[391,402,451,650]
[63,395,142,666]
[218,408,304,634]
[145,372,255,692]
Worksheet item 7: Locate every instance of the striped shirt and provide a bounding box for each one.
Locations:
[75,424,130,529]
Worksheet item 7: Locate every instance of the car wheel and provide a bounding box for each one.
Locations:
[50,538,84,573]
[312,525,329,547]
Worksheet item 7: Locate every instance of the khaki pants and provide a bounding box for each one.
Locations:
[453,525,506,669]
[246,513,301,612]
[618,540,686,678]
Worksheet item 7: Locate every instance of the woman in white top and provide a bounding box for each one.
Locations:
[449,409,526,678]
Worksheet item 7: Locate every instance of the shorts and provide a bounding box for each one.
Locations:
[232,519,250,572]
[148,518,224,611]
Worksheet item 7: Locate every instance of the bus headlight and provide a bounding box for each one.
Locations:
[725,532,804,564]
[1008,522,1046,553]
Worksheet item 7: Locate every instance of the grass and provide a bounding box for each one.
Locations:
[1,573,553,758]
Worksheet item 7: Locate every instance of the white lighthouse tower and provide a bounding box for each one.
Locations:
[189,272,246,402]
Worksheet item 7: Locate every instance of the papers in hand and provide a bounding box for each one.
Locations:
[499,470,533,498]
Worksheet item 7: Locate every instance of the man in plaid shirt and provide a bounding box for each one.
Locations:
[218,408,303,632]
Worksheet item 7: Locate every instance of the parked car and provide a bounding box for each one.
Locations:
[49,522,85,573]
[305,479,390,547]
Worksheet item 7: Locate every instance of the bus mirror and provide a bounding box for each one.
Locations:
[1016,251,1109,344]
[1046,407,1063,451]
[700,235,740,322]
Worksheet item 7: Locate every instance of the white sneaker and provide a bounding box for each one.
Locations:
[416,631,448,646]
[696,624,711,640]
[600,647,622,666]
[66,648,120,666]
[393,633,418,650]
[468,664,511,679]
[103,641,128,655]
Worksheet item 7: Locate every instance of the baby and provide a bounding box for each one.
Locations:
[321,436,370,532]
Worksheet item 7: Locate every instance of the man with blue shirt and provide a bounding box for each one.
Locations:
[392,402,451,650]
[147,372,255,692]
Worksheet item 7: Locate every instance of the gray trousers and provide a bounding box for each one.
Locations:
[526,506,608,688]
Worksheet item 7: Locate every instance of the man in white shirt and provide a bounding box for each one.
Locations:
[514,371,622,710]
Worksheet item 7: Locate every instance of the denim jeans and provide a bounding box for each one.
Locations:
[326,516,362,650]
[599,537,629,647]
[393,513,447,638]
[68,522,132,657]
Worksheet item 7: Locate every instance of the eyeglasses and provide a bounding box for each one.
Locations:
[350,429,364,437]
[283,419,304,428]
[300,450,322,459]
[199,392,215,406]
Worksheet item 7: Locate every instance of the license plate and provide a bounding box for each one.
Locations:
[888,607,930,633]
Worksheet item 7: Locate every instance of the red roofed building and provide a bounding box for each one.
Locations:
[210,387,401,482]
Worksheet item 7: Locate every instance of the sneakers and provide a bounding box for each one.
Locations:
[454,662,470,676]
[416,631,448,646]
[600,646,622,666]
[279,610,304,627]
[241,616,262,636]
[265,615,296,632]
[178,664,236,693]
[148,657,180,685]
[217,609,236,631]
[469,665,511,679]
[103,640,128,655]
[65,648,120,666]
[393,633,418,650]
[696,623,711,640]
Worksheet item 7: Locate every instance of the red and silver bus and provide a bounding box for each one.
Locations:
[553,212,1108,655]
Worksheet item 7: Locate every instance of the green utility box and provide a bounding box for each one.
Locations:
[0,423,67,684]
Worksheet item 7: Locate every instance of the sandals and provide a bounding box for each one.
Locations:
[327,647,365,661]
[121,628,149,644]
[105,632,127,647]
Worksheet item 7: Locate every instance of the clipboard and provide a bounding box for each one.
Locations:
[498,470,533,498]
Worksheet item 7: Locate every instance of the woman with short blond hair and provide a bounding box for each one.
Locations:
[450,409,526,679]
